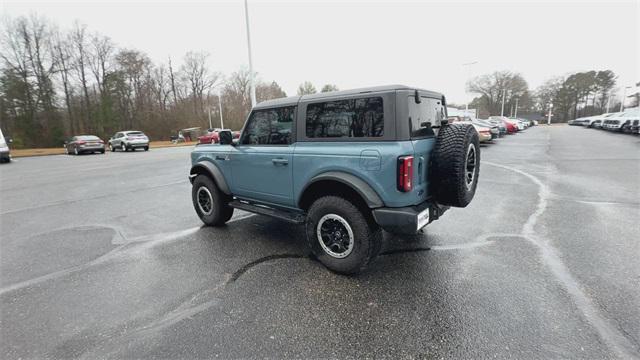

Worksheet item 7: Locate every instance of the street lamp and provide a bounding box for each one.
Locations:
[462,61,478,117]
[547,100,553,125]
[243,0,256,108]
[620,86,632,112]
[500,89,507,117]
[514,97,519,118]
[218,90,224,129]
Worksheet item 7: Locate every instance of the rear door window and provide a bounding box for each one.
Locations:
[305,97,384,138]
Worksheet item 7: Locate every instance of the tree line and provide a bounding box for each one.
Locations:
[466,69,632,122]
[1,14,634,148]
[0,15,291,148]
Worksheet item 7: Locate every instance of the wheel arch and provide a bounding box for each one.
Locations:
[189,161,231,195]
[298,171,384,211]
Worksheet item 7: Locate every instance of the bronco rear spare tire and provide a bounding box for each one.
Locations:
[431,123,480,207]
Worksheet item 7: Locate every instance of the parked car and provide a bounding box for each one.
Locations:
[64,135,105,155]
[473,124,493,142]
[631,119,640,134]
[108,131,149,152]
[607,110,640,132]
[197,128,222,144]
[0,128,11,163]
[585,112,620,128]
[473,119,500,139]
[489,116,517,134]
[189,85,480,274]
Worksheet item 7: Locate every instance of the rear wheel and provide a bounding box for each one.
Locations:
[191,175,233,226]
[144,146,149,151]
[73,146,79,155]
[431,123,480,207]
[306,196,381,275]
[109,144,115,152]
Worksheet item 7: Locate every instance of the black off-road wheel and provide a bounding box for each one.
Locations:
[191,175,233,226]
[431,123,480,207]
[306,196,382,275]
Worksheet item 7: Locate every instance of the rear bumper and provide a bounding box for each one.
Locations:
[372,201,449,235]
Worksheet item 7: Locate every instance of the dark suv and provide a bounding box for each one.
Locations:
[189,85,480,274]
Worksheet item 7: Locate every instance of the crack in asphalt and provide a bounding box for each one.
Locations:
[227,254,309,283]
[483,160,640,358]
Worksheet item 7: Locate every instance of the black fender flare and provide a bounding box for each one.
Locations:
[189,161,231,195]
[300,171,384,208]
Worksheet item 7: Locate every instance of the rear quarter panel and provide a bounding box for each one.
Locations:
[293,140,435,208]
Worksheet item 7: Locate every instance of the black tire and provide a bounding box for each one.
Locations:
[144,146,149,151]
[100,150,105,154]
[109,144,115,152]
[121,143,127,152]
[306,196,382,275]
[74,146,79,155]
[191,175,233,226]
[431,123,480,207]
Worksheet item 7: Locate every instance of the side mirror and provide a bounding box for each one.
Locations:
[218,130,233,145]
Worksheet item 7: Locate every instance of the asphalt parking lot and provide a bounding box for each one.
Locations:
[1,126,639,359]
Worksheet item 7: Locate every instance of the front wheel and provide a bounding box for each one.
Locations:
[306,196,381,275]
[109,144,115,152]
[144,146,149,151]
[191,175,233,226]
[121,143,127,152]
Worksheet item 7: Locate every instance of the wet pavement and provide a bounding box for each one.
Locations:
[1,126,639,359]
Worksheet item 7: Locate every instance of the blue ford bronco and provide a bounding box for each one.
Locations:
[189,85,480,274]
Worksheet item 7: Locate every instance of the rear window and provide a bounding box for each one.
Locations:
[127,132,144,136]
[408,96,446,138]
[77,136,100,141]
[305,97,384,138]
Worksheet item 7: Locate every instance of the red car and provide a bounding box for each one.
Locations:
[197,128,222,144]
[198,129,240,144]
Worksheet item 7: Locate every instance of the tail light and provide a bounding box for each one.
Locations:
[77,140,86,145]
[397,156,414,192]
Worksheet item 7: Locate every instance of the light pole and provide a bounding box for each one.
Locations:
[500,89,506,117]
[462,61,478,117]
[218,91,224,129]
[243,0,257,108]
[208,108,213,129]
[514,98,519,118]
[620,86,632,112]
[547,100,553,125]
[605,95,611,113]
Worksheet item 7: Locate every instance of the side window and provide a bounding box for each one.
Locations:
[408,97,444,138]
[305,97,384,138]
[241,106,295,145]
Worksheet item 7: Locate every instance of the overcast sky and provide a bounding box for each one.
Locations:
[2,0,638,104]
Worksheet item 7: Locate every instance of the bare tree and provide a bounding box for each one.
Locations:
[180,51,220,115]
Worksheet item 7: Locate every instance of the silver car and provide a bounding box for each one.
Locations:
[108,131,150,152]
[65,135,105,155]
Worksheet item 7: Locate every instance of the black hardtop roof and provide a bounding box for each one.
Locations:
[253,85,443,109]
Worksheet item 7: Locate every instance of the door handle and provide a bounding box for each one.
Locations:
[272,158,288,165]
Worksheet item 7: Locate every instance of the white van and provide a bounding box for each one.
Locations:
[0,128,11,163]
